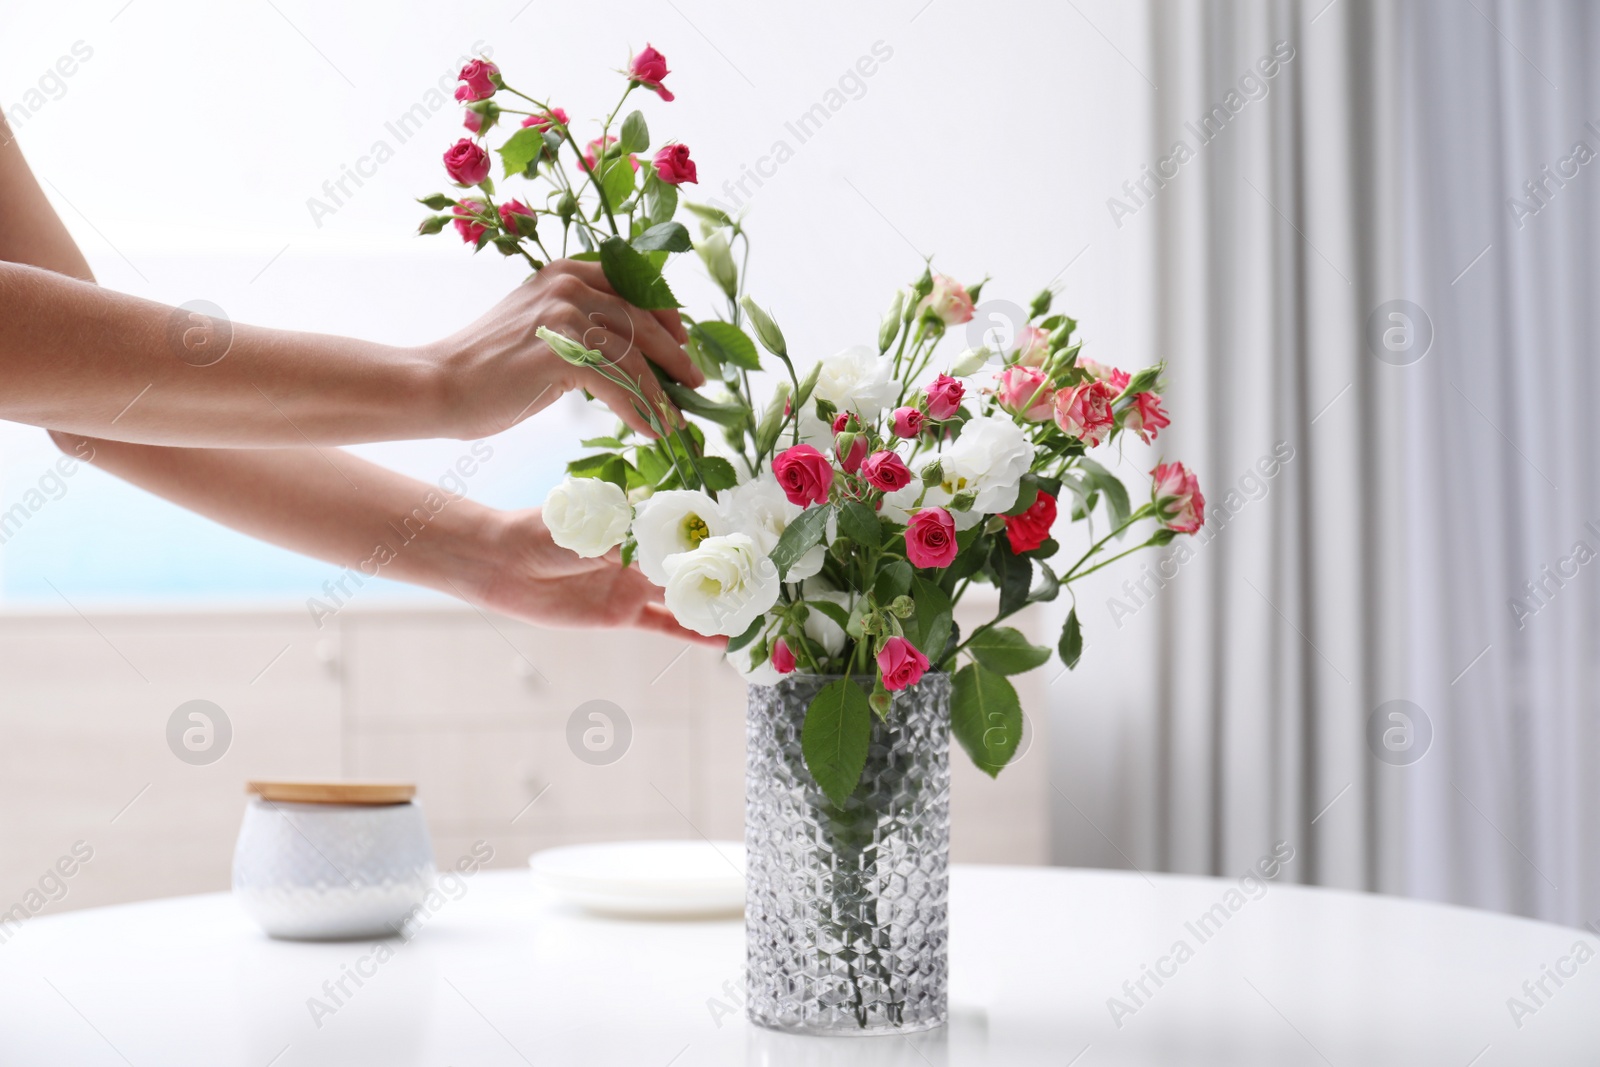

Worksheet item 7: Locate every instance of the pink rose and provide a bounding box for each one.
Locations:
[1079,358,1131,393]
[920,274,975,325]
[443,138,491,186]
[1004,492,1057,554]
[499,199,535,236]
[629,44,675,102]
[454,59,499,103]
[891,406,925,438]
[771,638,796,674]
[835,431,868,474]
[877,636,930,691]
[583,134,638,173]
[925,374,964,420]
[1123,392,1170,444]
[996,365,1053,422]
[653,143,697,185]
[831,412,854,434]
[773,444,834,506]
[1152,462,1204,534]
[521,107,569,133]
[861,451,912,492]
[905,507,958,568]
[1015,325,1051,367]
[463,108,486,135]
[451,200,489,243]
[1053,379,1116,446]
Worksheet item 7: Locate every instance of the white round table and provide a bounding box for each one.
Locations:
[1,865,1594,1065]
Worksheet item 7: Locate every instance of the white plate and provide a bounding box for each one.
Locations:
[528,840,745,918]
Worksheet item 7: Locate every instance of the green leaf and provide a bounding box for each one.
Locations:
[598,158,636,216]
[684,201,734,227]
[647,179,678,227]
[909,576,952,664]
[497,126,546,178]
[771,505,832,579]
[692,321,761,371]
[951,663,1024,777]
[874,559,914,602]
[618,110,650,154]
[991,539,1033,617]
[579,435,626,449]
[599,236,681,310]
[967,626,1052,676]
[725,614,764,654]
[802,678,873,806]
[633,221,692,254]
[1059,609,1083,669]
[838,501,882,549]
[698,455,738,491]
[1028,561,1060,603]
[660,380,747,428]
[1078,456,1131,532]
[566,452,618,475]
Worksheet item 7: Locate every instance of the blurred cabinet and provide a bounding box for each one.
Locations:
[0,601,1050,913]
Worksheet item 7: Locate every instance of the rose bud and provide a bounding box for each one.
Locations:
[877,636,930,691]
[583,134,638,173]
[831,412,855,434]
[653,143,698,185]
[629,44,675,101]
[771,638,796,674]
[454,59,499,103]
[1152,462,1205,534]
[451,200,490,243]
[521,107,570,133]
[1015,325,1051,367]
[891,406,925,438]
[443,138,491,186]
[498,199,536,237]
[835,431,868,475]
[997,365,1053,422]
[925,374,965,420]
[1053,379,1116,446]
[1122,392,1171,444]
[918,274,975,325]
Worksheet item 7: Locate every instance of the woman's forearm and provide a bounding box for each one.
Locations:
[3,262,445,447]
[54,430,506,600]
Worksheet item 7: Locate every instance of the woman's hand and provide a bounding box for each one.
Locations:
[467,506,724,646]
[429,258,705,440]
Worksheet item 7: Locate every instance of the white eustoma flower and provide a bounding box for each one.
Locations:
[726,475,825,581]
[798,584,853,657]
[663,533,781,637]
[937,413,1033,522]
[726,632,784,687]
[798,345,898,446]
[632,489,731,586]
[543,477,632,558]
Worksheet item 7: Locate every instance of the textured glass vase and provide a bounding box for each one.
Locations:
[745,672,951,1035]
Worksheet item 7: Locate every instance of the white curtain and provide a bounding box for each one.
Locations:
[1066,0,1600,926]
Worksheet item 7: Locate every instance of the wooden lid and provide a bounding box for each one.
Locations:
[247,780,416,805]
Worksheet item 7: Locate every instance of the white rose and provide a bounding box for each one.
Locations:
[663,533,781,637]
[542,477,632,558]
[726,475,825,581]
[632,489,732,586]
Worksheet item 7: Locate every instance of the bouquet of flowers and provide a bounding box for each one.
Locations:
[419,48,1204,806]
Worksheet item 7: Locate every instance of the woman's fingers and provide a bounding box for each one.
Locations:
[560,260,697,380]
[581,288,704,389]
[636,601,727,646]
[579,326,682,436]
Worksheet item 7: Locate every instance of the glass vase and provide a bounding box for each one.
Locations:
[744,672,951,1035]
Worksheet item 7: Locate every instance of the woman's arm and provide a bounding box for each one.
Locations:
[0,115,700,447]
[55,430,713,642]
